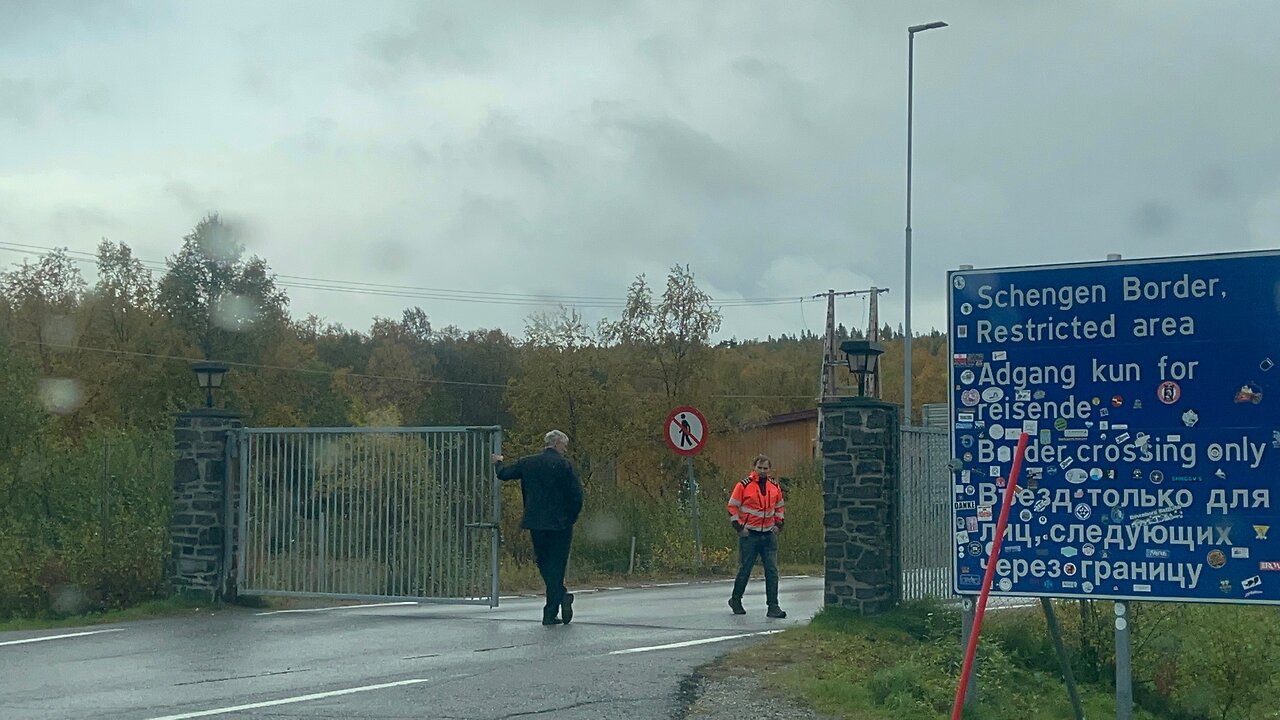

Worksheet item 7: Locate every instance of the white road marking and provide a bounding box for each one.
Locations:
[0,628,124,647]
[143,678,431,720]
[652,582,690,588]
[255,602,417,616]
[610,629,784,655]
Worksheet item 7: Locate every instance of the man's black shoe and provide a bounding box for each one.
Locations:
[729,597,746,615]
[766,606,787,619]
[561,593,574,624]
[542,616,563,626]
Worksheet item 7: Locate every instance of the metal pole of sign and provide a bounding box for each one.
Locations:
[1102,252,1132,720]
[959,597,978,706]
[688,456,703,568]
[1040,597,1085,720]
[1115,601,1133,720]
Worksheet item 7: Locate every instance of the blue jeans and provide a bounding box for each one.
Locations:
[732,531,780,607]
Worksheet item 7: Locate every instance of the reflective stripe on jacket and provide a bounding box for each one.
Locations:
[727,472,785,531]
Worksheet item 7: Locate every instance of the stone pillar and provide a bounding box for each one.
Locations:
[821,397,901,614]
[171,409,243,600]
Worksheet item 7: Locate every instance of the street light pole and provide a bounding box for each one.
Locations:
[904,20,947,427]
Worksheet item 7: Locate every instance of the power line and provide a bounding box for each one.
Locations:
[0,242,816,309]
[10,338,508,389]
[8,338,818,400]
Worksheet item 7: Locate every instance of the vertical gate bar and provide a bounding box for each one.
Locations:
[378,430,389,594]
[343,434,353,595]
[284,433,295,593]
[434,431,444,599]
[432,432,443,599]
[348,433,357,595]
[301,434,309,593]
[317,434,326,594]
[464,431,474,597]
[388,431,397,597]
[383,432,392,597]
[287,433,296,593]
[406,432,417,597]
[297,434,306,593]
[419,432,428,597]
[401,432,412,597]
[491,428,502,607]
[266,427,276,591]
[381,430,391,594]
[449,433,459,599]
[361,432,371,595]
[238,433,249,591]
[453,432,462,599]
[366,431,375,595]
[315,433,323,594]
[271,433,281,592]
[448,430,458,594]
[409,432,419,597]
[376,433,385,597]
[258,433,267,591]
[397,432,406,598]
[424,432,434,599]
[389,432,399,598]
[470,431,479,598]
[358,431,367,595]
[309,433,319,593]
[332,435,342,595]
[280,433,289,593]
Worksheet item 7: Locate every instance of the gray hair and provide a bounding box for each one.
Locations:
[544,429,569,448]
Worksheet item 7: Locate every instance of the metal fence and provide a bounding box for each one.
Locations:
[235,426,503,606]
[900,425,954,601]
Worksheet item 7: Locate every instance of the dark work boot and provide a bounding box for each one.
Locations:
[766,606,787,619]
[728,597,746,615]
[561,593,574,624]
[542,607,562,626]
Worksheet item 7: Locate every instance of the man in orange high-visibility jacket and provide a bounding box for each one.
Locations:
[727,453,787,618]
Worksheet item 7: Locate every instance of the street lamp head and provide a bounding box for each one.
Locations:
[840,340,885,397]
[909,21,948,34]
[191,360,230,409]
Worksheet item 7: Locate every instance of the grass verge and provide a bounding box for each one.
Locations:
[0,594,222,633]
[709,601,1163,720]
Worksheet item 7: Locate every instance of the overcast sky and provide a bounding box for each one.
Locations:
[2,1,1278,341]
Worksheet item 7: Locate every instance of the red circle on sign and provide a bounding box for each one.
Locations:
[665,405,708,456]
[1157,381,1181,405]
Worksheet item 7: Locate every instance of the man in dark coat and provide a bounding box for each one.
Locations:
[492,429,584,625]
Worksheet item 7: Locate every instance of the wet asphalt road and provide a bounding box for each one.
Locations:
[0,576,823,719]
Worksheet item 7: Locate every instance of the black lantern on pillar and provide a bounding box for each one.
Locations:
[840,340,885,397]
[191,361,230,408]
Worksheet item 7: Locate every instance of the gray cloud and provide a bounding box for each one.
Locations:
[2,1,1279,341]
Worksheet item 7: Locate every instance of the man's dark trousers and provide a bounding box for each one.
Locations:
[731,531,780,607]
[530,528,573,618]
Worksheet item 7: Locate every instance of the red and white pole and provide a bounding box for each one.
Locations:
[950,431,1030,719]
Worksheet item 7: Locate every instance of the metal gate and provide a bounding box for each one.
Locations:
[235,426,503,606]
[899,426,954,601]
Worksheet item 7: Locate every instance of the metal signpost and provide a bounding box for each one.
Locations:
[949,250,1280,719]
[666,405,708,567]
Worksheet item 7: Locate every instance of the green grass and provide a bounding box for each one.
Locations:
[0,594,221,633]
[721,602,1163,720]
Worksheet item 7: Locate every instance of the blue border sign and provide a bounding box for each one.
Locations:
[949,250,1280,604]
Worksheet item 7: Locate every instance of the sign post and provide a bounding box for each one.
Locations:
[949,250,1280,718]
[666,405,708,568]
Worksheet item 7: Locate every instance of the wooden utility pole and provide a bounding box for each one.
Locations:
[813,287,891,400]
[868,286,888,398]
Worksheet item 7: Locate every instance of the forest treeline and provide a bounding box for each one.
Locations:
[0,215,951,616]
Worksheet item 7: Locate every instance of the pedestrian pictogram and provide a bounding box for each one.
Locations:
[665,405,707,456]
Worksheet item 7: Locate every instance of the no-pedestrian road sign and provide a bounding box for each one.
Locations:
[665,406,708,456]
